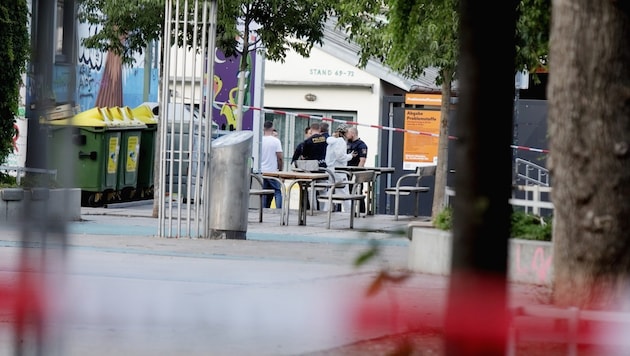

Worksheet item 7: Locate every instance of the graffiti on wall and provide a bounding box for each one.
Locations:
[76,23,159,111]
[76,24,257,127]
[514,244,553,284]
[77,26,104,107]
[208,48,256,131]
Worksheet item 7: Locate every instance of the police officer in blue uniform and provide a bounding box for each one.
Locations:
[345,126,368,212]
[301,122,328,167]
[346,126,367,167]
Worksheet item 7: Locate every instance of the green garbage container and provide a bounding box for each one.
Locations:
[107,107,147,201]
[131,104,158,199]
[46,107,122,206]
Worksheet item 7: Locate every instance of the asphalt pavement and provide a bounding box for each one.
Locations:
[0,200,550,355]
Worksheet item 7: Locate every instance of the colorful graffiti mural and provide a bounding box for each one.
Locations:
[76,24,159,111]
[209,49,256,131]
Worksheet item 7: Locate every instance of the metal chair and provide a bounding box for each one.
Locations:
[249,173,277,223]
[292,160,340,215]
[384,165,436,220]
[316,170,375,229]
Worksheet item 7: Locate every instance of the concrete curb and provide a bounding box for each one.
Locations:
[0,188,81,223]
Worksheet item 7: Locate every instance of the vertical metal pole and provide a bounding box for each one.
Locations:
[26,0,55,174]
[143,44,152,102]
[190,0,204,236]
[202,0,218,237]
[512,87,520,185]
[385,100,394,214]
[158,0,173,237]
[17,0,72,353]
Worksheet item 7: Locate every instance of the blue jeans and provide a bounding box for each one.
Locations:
[263,178,283,209]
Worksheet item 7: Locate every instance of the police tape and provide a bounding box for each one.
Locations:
[215,101,550,154]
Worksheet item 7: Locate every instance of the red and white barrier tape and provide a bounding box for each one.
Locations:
[216,101,550,154]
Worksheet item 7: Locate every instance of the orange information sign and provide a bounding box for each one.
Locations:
[403,109,441,170]
[405,93,442,106]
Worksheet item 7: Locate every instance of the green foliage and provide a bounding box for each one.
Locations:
[334,0,457,85]
[516,0,550,75]
[0,173,17,188]
[0,172,59,189]
[434,206,453,231]
[511,210,552,241]
[0,1,30,166]
[354,242,379,267]
[333,0,550,83]
[77,0,165,65]
[434,206,552,241]
[76,0,336,66]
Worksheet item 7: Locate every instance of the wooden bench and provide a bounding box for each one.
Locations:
[384,165,436,220]
[316,170,374,229]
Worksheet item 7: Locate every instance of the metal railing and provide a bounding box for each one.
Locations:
[509,185,553,215]
[514,158,550,186]
[445,184,553,216]
[0,165,58,185]
[508,305,630,355]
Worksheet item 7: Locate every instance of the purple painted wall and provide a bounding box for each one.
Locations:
[209,50,256,131]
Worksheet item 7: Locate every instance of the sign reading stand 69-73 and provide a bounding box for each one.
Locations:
[403,93,442,170]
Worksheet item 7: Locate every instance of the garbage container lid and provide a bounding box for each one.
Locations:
[46,107,107,127]
[131,104,158,124]
[108,107,148,129]
[212,131,253,147]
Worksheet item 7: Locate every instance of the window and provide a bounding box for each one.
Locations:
[264,109,357,170]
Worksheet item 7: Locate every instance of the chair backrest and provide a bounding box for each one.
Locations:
[417,165,437,177]
[293,160,320,172]
[350,171,375,194]
[250,172,265,189]
[353,170,375,184]
[414,165,436,186]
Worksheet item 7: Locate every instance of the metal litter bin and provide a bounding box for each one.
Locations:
[208,131,253,240]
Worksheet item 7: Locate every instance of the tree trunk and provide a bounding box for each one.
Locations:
[548,0,630,310]
[431,72,453,219]
[95,51,123,108]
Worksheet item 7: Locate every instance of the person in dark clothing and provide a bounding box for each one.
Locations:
[346,126,368,167]
[320,122,330,139]
[346,126,368,212]
[301,122,328,167]
[291,126,312,165]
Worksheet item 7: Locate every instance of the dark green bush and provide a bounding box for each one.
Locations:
[0,1,30,166]
[434,206,453,231]
[0,172,17,188]
[510,210,552,241]
[434,207,552,241]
